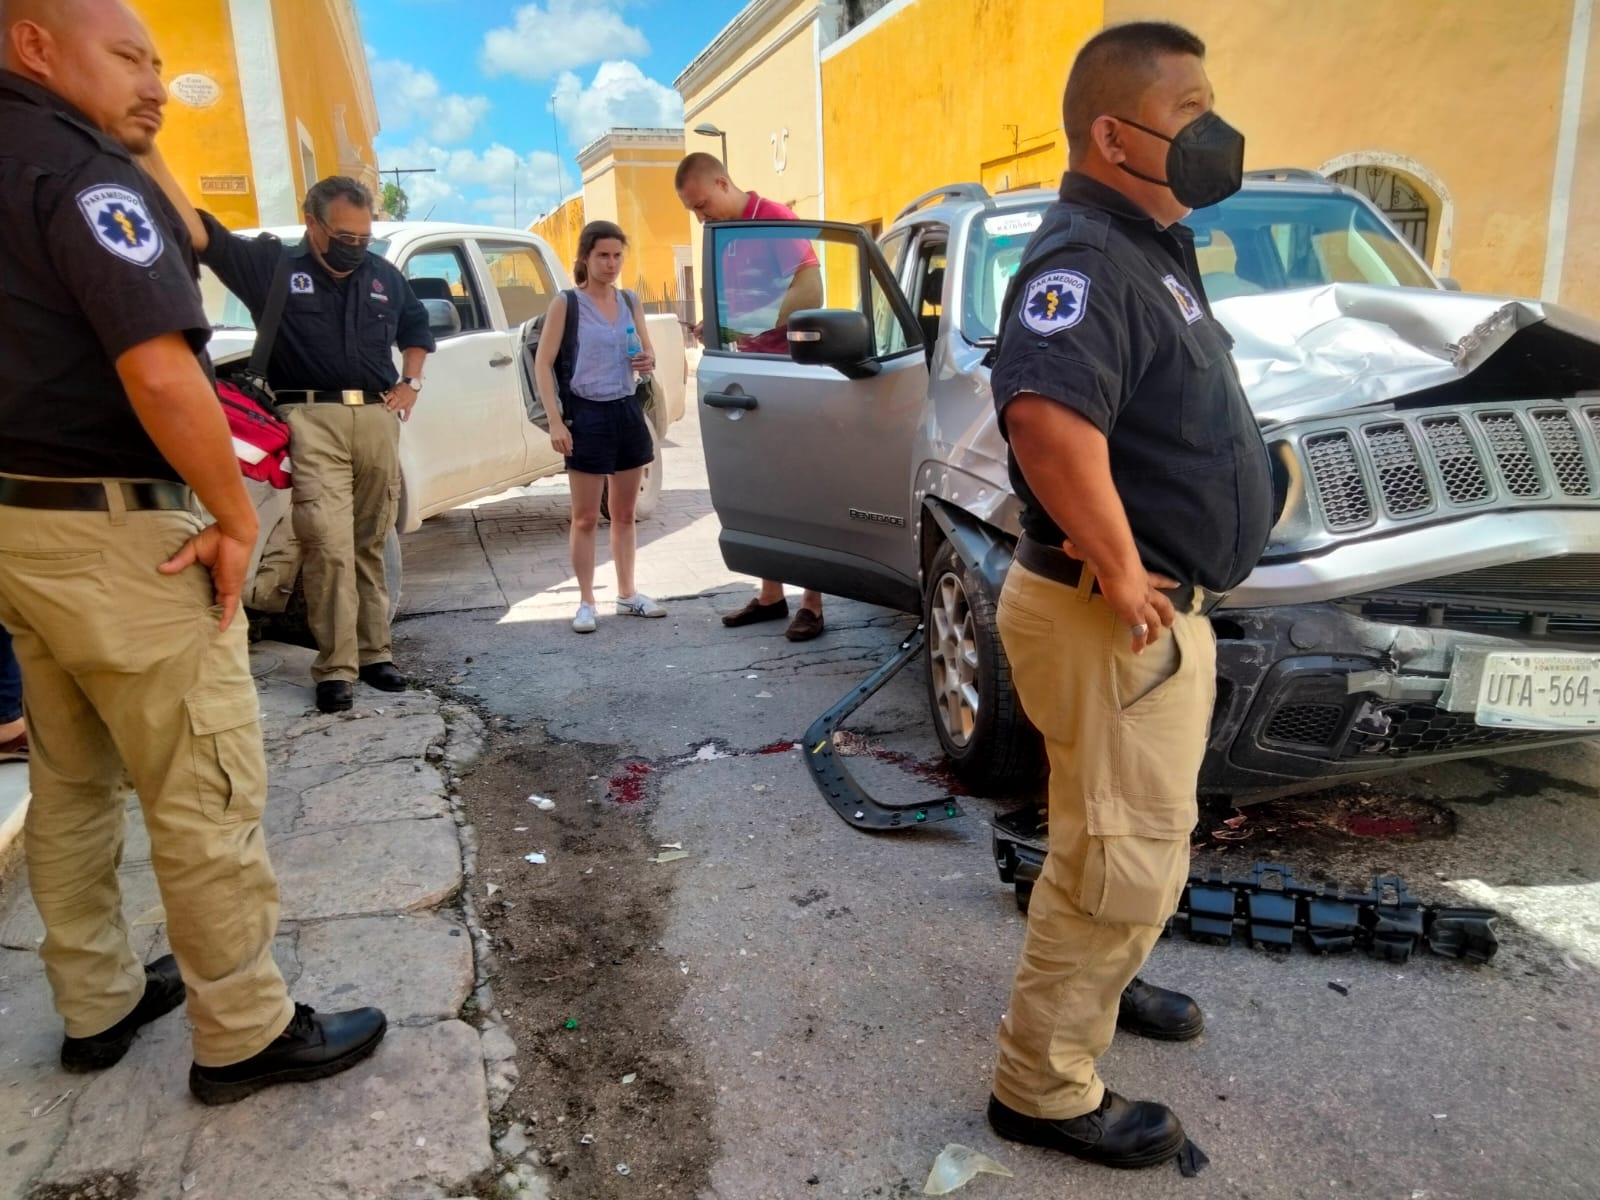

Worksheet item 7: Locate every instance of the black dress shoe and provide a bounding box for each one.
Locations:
[315,681,353,713]
[60,954,185,1073]
[189,1002,387,1106]
[988,1091,1186,1170]
[1117,976,1204,1042]
[358,662,407,692]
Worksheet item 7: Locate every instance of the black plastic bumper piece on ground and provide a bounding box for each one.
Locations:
[990,809,1498,962]
[803,624,964,832]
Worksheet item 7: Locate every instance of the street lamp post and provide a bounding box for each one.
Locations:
[693,122,728,166]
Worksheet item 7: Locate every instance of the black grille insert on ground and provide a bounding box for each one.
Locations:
[1265,702,1344,747]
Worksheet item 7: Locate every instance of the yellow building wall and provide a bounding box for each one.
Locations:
[1555,6,1600,312]
[680,0,823,295]
[272,0,378,199]
[610,151,691,299]
[822,0,1106,231]
[532,194,587,281]
[1105,0,1571,302]
[136,0,259,227]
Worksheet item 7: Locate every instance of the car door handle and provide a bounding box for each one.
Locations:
[704,392,757,410]
[489,353,513,367]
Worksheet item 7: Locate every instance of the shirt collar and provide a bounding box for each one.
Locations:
[0,69,129,160]
[1057,170,1194,244]
[740,190,763,220]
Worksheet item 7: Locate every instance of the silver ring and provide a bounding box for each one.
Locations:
[1131,623,1149,636]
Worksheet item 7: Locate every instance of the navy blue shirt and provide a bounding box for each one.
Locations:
[0,71,209,482]
[991,172,1275,594]
[198,211,434,393]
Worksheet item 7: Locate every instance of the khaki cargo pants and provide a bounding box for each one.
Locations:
[992,561,1215,1119]
[286,403,401,684]
[0,480,294,1067]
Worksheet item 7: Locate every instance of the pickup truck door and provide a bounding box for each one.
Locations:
[698,220,927,613]
[470,237,564,477]
[394,238,524,522]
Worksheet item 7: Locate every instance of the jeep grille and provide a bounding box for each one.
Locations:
[1294,401,1600,537]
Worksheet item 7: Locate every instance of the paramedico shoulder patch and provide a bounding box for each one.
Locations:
[76,184,164,267]
[1019,268,1089,336]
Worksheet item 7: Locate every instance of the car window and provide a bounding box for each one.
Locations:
[1189,190,1437,294]
[707,223,917,358]
[401,245,486,334]
[960,207,1043,344]
[874,229,912,355]
[477,241,558,327]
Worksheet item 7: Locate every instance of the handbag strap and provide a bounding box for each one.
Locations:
[248,253,294,377]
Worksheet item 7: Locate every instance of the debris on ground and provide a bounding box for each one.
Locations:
[1176,1138,1211,1177]
[1328,981,1350,996]
[650,849,689,864]
[922,1143,1013,1195]
[523,852,547,865]
[527,794,556,811]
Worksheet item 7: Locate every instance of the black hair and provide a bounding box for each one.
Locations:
[1062,22,1206,165]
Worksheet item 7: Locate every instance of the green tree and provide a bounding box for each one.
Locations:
[380,181,410,221]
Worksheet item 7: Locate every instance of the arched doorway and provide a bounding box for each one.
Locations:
[1320,152,1453,277]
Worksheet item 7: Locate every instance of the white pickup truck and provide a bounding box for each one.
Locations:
[201,221,688,619]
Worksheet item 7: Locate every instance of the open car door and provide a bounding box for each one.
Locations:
[697,219,928,612]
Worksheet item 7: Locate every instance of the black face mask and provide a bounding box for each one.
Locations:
[318,234,368,274]
[1114,110,1245,210]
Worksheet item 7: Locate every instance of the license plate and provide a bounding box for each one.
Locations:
[1476,652,1600,731]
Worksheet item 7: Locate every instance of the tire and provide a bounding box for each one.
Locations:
[600,422,663,521]
[923,538,1044,795]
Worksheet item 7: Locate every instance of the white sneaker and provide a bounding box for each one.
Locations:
[572,602,597,633]
[616,593,667,618]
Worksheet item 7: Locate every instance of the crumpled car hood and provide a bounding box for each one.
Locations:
[1215,284,1600,426]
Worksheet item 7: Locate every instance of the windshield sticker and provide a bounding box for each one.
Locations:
[1020,269,1089,335]
[984,211,1043,239]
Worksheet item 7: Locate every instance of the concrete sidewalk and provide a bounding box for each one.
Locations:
[0,643,501,1200]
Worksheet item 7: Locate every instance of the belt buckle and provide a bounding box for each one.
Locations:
[341,389,365,406]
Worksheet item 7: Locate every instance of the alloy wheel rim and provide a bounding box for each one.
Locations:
[929,572,980,747]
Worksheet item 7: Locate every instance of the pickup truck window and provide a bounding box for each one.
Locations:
[478,242,557,327]
[403,247,486,334]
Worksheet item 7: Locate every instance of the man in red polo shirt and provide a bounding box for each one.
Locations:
[676,152,827,641]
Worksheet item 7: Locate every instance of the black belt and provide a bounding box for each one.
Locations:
[274,389,386,405]
[0,478,193,512]
[1014,536,1229,616]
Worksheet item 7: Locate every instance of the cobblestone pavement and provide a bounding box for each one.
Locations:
[0,643,499,1200]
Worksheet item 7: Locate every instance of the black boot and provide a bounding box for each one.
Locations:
[60,954,185,1072]
[358,662,407,692]
[1117,976,1204,1041]
[316,681,353,713]
[189,1002,387,1106]
[988,1091,1186,1169]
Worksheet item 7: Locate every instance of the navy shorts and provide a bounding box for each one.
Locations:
[563,393,654,476]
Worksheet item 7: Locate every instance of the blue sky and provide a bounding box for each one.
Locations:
[359,0,750,228]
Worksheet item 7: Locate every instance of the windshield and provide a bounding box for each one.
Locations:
[199,244,391,330]
[960,187,1437,342]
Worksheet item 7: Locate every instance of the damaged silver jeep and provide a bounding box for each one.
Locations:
[697,171,1600,800]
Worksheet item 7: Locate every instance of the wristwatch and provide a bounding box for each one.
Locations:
[401,376,424,392]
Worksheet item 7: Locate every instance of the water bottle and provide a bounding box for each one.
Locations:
[625,324,643,358]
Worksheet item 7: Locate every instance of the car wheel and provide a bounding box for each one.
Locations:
[600,422,663,521]
[923,539,1043,794]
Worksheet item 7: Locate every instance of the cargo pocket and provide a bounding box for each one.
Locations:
[186,689,266,825]
[1074,832,1190,927]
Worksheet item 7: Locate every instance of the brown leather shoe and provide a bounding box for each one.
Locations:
[785,608,825,642]
[722,597,789,627]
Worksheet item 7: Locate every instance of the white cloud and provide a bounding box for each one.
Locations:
[375,137,572,228]
[481,0,650,80]
[370,54,490,145]
[552,61,683,150]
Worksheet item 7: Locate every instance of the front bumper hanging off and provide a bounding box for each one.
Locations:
[803,625,964,832]
[992,807,1499,963]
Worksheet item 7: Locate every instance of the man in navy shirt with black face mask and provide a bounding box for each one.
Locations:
[983,21,1273,1172]
[144,159,435,714]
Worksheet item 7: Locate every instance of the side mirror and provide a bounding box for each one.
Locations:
[786,309,879,379]
[422,298,462,337]
[1439,276,1463,292]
